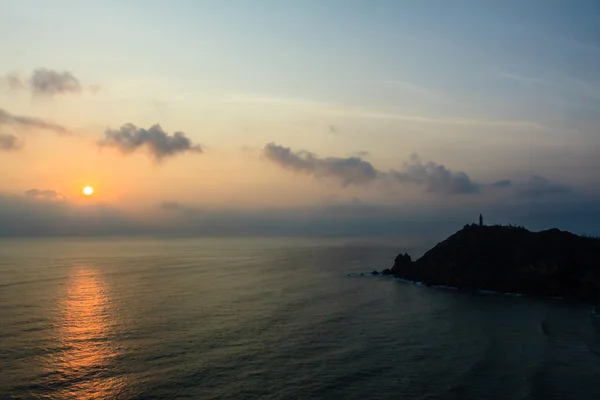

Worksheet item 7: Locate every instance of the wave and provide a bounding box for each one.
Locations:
[433,285,459,290]
[354,272,536,298]
[347,272,380,278]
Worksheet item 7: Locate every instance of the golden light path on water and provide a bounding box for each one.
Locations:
[43,266,127,399]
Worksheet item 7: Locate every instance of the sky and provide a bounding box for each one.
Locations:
[1,0,599,237]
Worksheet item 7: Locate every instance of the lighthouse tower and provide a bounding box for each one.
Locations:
[479,213,483,227]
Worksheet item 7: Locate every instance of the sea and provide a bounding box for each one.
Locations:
[1,237,599,400]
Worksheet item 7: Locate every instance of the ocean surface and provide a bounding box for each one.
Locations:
[1,237,599,400]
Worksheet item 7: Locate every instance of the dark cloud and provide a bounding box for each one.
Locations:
[515,175,572,198]
[99,123,202,160]
[0,192,143,237]
[389,154,480,194]
[155,200,454,240]
[29,68,82,96]
[263,143,379,186]
[160,201,204,216]
[154,194,600,238]
[1,188,599,237]
[263,144,581,198]
[24,189,65,201]
[5,69,98,96]
[161,201,184,211]
[0,134,21,151]
[491,179,512,188]
[263,143,479,194]
[0,108,68,134]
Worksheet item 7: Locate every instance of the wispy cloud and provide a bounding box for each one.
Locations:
[514,175,573,198]
[494,67,600,104]
[89,84,102,94]
[0,134,22,151]
[495,68,543,85]
[24,189,66,201]
[99,123,202,161]
[0,108,68,134]
[227,93,543,130]
[386,79,442,99]
[558,74,600,102]
[552,34,600,55]
[350,110,543,128]
[5,72,25,90]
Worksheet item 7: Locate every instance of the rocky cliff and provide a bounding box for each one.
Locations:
[386,224,600,300]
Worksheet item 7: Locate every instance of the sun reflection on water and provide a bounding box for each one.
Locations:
[43,266,127,399]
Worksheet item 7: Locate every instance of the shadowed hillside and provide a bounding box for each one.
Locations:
[384,223,600,301]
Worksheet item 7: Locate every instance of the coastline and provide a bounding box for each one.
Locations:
[347,272,589,305]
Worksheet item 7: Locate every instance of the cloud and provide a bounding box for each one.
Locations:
[1,188,599,237]
[4,68,99,96]
[153,199,457,239]
[491,176,573,198]
[153,193,600,238]
[495,69,543,85]
[228,93,543,130]
[29,68,82,96]
[160,201,204,216]
[263,143,480,194]
[515,175,572,198]
[263,143,379,186]
[0,108,68,134]
[24,189,65,201]
[264,143,581,199]
[389,154,480,194]
[262,144,583,198]
[5,72,25,90]
[88,84,101,94]
[0,134,21,151]
[0,109,68,150]
[386,79,445,101]
[0,192,143,237]
[491,179,512,188]
[99,123,202,160]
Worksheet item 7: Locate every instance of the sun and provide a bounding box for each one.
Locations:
[83,186,94,196]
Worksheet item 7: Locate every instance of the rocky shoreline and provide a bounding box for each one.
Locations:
[371,223,600,303]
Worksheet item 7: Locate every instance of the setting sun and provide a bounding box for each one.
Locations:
[83,186,94,196]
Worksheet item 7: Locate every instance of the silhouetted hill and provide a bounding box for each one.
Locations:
[386,224,600,300]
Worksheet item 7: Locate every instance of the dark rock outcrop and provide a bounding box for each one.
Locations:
[388,224,600,301]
